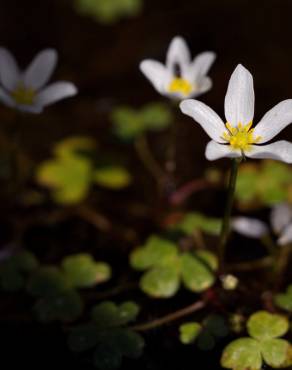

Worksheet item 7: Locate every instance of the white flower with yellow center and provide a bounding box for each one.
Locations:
[139,36,216,100]
[0,48,77,113]
[180,64,292,163]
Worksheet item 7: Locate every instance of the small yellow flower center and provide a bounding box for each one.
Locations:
[168,78,193,96]
[222,122,262,151]
[11,85,36,105]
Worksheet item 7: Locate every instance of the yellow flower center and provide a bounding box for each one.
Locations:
[222,122,262,151]
[11,85,36,105]
[168,78,193,96]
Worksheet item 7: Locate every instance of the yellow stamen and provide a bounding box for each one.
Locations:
[222,121,262,151]
[168,78,193,96]
[11,85,36,105]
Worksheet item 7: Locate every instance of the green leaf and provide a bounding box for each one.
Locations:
[221,337,262,370]
[130,235,178,270]
[54,136,96,159]
[260,338,290,368]
[181,252,216,293]
[205,314,229,338]
[179,322,202,344]
[196,330,216,351]
[93,166,131,189]
[247,311,289,340]
[140,264,180,298]
[141,103,172,131]
[34,289,83,322]
[28,267,72,297]
[275,285,292,312]
[36,155,93,204]
[91,301,140,328]
[62,253,111,288]
[68,324,99,352]
[107,328,145,359]
[171,212,221,236]
[74,0,143,24]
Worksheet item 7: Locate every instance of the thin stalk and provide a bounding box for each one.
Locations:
[218,158,241,270]
[131,300,205,332]
[134,134,166,183]
[274,244,292,290]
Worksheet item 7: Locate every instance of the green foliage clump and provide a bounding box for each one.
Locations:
[68,301,144,370]
[112,103,173,141]
[221,311,292,370]
[179,315,229,350]
[36,136,131,204]
[236,160,292,209]
[74,0,143,24]
[27,253,111,322]
[0,250,39,291]
[170,212,222,236]
[275,285,292,312]
[130,235,218,298]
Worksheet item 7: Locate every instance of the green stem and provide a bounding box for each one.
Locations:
[218,158,241,270]
[274,244,292,290]
[134,134,166,183]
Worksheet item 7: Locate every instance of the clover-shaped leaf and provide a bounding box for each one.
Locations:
[0,251,39,291]
[236,160,292,209]
[36,154,93,204]
[275,285,292,312]
[170,212,222,236]
[93,166,132,189]
[54,136,96,159]
[179,322,202,344]
[74,0,143,24]
[130,235,217,298]
[68,301,144,370]
[221,310,291,370]
[62,254,111,288]
[112,103,172,141]
[180,315,229,350]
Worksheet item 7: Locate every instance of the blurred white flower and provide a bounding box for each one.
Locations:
[232,217,269,239]
[233,203,292,246]
[140,36,216,100]
[180,64,292,163]
[0,48,77,113]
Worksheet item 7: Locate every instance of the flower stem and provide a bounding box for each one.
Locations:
[218,158,241,270]
[134,134,166,183]
[131,300,205,332]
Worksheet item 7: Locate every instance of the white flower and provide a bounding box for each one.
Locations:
[180,64,292,163]
[233,203,292,245]
[0,48,77,113]
[140,36,216,100]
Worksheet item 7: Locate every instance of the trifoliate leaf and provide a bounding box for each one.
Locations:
[247,311,289,340]
[54,136,96,159]
[62,253,111,288]
[221,337,262,370]
[179,322,202,344]
[171,212,221,236]
[93,166,131,189]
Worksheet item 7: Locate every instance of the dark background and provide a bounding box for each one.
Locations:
[0,0,292,369]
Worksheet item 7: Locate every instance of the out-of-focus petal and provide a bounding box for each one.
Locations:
[232,217,269,239]
[140,60,171,95]
[166,36,191,77]
[270,203,292,234]
[0,48,20,91]
[36,81,77,107]
[278,223,292,246]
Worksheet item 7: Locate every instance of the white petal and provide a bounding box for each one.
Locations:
[0,48,20,90]
[270,203,292,234]
[166,36,191,76]
[191,77,212,97]
[205,140,241,160]
[245,140,292,163]
[0,87,15,107]
[180,99,226,142]
[23,49,57,90]
[278,223,292,245]
[232,217,269,239]
[35,82,77,107]
[186,51,216,82]
[253,100,292,143]
[140,60,171,95]
[224,64,254,127]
